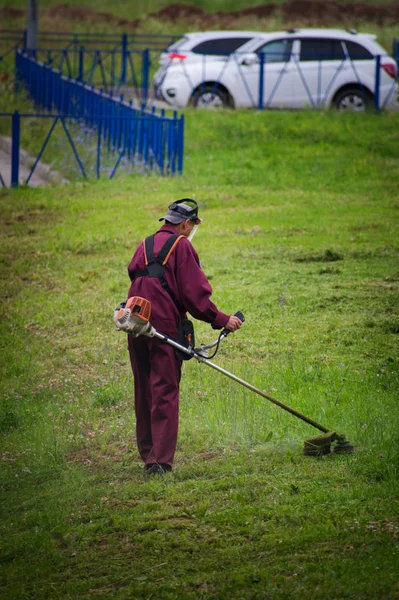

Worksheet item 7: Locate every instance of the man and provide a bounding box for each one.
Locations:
[127,199,242,476]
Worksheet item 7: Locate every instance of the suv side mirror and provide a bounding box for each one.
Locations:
[241,53,259,66]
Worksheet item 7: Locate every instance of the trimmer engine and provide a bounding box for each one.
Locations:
[114,296,154,337]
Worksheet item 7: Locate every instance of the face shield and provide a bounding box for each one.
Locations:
[188,222,200,242]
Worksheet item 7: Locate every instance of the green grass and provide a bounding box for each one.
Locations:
[1,110,399,599]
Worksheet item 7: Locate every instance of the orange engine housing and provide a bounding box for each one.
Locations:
[125,296,152,323]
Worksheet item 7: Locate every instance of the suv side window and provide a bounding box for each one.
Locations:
[344,41,373,60]
[255,39,293,63]
[192,38,252,56]
[300,39,345,61]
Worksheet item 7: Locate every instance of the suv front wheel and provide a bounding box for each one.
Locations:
[333,87,373,112]
[190,84,232,108]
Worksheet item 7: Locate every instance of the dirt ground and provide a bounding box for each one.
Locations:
[1,1,399,30]
[153,1,399,26]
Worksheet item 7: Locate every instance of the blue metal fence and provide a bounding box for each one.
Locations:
[0,51,184,187]
[19,46,151,100]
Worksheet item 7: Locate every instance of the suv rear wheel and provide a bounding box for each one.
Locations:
[333,87,372,112]
[191,84,232,108]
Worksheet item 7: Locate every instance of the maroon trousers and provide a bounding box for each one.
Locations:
[128,334,182,468]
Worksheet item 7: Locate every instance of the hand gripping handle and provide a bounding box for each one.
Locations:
[221,311,245,338]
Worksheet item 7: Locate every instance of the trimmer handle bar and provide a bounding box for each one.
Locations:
[220,311,245,340]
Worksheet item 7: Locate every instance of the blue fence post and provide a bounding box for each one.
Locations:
[141,49,150,104]
[44,64,48,109]
[177,114,184,175]
[78,47,84,81]
[111,50,115,91]
[160,108,166,174]
[97,99,103,179]
[11,111,20,187]
[258,52,265,110]
[393,39,399,77]
[120,33,128,85]
[374,55,381,111]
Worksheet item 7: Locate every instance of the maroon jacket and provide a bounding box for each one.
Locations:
[127,224,229,337]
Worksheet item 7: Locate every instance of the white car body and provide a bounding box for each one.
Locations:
[153,29,398,111]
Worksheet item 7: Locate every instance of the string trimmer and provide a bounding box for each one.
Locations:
[114,297,354,456]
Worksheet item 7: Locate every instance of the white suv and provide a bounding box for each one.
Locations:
[153,29,398,111]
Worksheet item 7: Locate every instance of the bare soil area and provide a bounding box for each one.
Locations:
[154,1,399,26]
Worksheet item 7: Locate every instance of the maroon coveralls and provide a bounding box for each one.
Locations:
[127,224,229,468]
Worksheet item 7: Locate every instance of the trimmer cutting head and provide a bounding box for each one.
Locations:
[333,436,355,454]
[304,432,354,456]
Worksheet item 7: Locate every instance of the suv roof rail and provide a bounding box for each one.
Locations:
[346,29,357,35]
[286,28,298,34]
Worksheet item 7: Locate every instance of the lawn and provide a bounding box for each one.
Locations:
[1,109,399,599]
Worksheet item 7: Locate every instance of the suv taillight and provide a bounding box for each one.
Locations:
[381,61,397,79]
[168,52,187,61]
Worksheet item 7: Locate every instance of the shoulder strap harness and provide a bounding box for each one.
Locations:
[131,233,184,304]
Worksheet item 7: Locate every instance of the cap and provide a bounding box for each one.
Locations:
[159,198,201,225]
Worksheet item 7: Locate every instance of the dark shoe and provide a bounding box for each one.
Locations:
[144,463,171,476]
